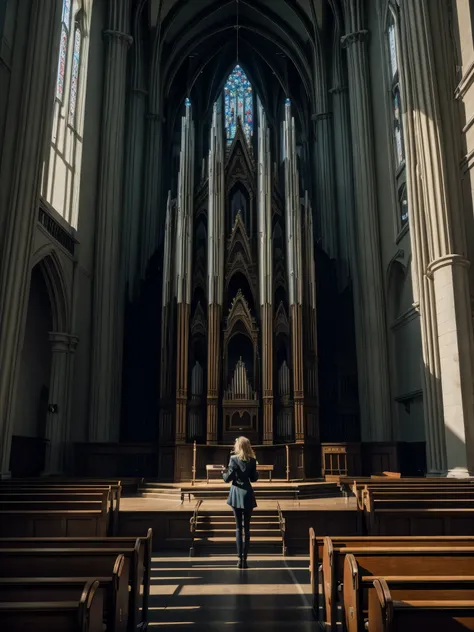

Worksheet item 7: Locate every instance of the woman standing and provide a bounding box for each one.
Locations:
[222,436,259,569]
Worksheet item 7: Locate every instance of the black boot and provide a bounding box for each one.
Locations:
[242,556,248,569]
[237,557,243,569]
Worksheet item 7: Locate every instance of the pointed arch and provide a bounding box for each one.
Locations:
[30,247,70,333]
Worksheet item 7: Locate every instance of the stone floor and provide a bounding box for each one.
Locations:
[147,553,316,630]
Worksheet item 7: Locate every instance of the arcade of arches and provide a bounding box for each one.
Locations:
[1,0,474,481]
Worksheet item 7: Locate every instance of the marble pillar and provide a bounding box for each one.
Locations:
[89,1,132,443]
[399,0,474,475]
[44,333,74,474]
[341,0,392,442]
[313,112,338,260]
[0,0,62,476]
[123,0,147,299]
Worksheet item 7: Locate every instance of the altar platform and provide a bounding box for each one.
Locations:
[118,486,359,554]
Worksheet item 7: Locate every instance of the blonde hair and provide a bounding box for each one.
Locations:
[233,436,256,461]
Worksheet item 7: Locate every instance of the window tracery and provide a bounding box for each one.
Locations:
[224,65,253,145]
[68,24,82,127]
[56,0,72,102]
[386,5,408,230]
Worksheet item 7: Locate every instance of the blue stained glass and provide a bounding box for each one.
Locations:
[68,27,81,126]
[56,24,68,101]
[62,0,71,28]
[223,64,253,146]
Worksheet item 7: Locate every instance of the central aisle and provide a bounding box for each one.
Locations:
[148,553,316,630]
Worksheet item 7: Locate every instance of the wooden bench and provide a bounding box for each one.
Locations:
[343,555,474,632]
[0,576,122,630]
[0,529,153,630]
[339,476,473,498]
[206,464,224,483]
[357,484,474,509]
[323,543,474,630]
[0,483,121,533]
[364,505,474,536]
[0,549,131,630]
[0,580,104,632]
[257,464,274,481]
[368,578,474,631]
[308,531,474,621]
[0,509,109,537]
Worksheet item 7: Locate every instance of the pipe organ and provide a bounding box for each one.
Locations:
[158,88,319,481]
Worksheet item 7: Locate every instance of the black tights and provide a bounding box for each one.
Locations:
[232,507,253,558]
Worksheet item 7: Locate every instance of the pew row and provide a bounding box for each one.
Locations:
[0,529,152,630]
[343,553,474,631]
[368,578,474,632]
[308,529,474,613]
[0,579,104,632]
[0,483,120,534]
[0,549,130,631]
[323,542,474,630]
[0,509,109,537]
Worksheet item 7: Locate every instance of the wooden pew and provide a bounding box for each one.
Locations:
[0,580,104,632]
[308,530,474,614]
[323,543,474,630]
[0,576,122,630]
[0,483,120,533]
[343,553,474,632]
[0,529,153,630]
[0,545,141,632]
[365,506,474,536]
[339,476,473,498]
[0,509,109,537]
[322,537,474,626]
[368,578,474,632]
[358,484,474,508]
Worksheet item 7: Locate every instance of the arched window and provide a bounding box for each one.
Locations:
[68,23,82,127]
[224,65,253,146]
[386,5,408,230]
[56,0,72,102]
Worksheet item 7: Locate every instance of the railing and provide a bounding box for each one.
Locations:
[276,501,287,555]
[189,499,202,556]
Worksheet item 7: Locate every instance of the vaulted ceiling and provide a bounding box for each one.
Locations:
[144,0,343,133]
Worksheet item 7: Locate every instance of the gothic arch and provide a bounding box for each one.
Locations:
[30,246,70,333]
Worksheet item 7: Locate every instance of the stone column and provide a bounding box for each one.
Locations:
[400,0,474,475]
[89,1,132,443]
[44,333,71,474]
[0,0,6,41]
[303,193,319,440]
[313,112,338,260]
[0,0,62,477]
[122,0,147,299]
[341,0,392,441]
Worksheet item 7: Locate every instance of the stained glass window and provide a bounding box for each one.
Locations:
[68,26,81,126]
[224,65,253,146]
[56,0,72,102]
[387,7,408,229]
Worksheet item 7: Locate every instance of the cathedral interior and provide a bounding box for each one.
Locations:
[1,0,474,482]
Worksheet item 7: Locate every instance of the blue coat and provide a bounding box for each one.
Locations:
[222,455,258,509]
